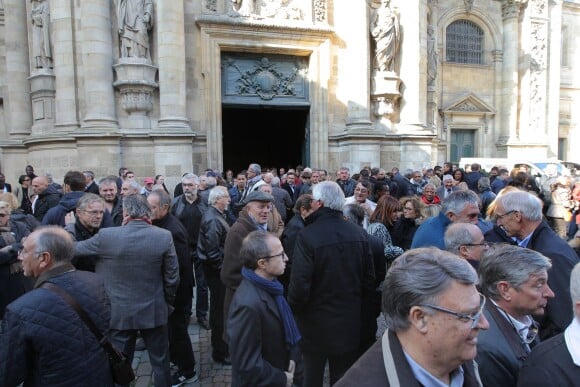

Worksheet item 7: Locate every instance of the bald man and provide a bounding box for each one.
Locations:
[31,176,62,222]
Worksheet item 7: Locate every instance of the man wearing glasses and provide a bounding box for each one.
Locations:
[444,222,489,269]
[336,247,488,386]
[487,190,579,340]
[476,244,554,387]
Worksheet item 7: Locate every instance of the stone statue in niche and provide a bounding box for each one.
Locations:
[427,25,438,86]
[116,0,153,62]
[370,0,400,73]
[31,0,52,69]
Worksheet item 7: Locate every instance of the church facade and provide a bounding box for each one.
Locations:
[0,0,578,185]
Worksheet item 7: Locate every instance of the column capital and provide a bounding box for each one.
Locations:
[501,0,527,19]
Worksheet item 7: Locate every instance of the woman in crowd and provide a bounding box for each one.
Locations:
[452,168,466,186]
[546,175,574,239]
[367,195,404,266]
[392,196,423,250]
[154,174,170,194]
[13,175,33,215]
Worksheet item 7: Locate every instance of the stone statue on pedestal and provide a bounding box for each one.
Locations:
[117,0,153,62]
[370,0,400,73]
[31,0,52,69]
[427,25,438,86]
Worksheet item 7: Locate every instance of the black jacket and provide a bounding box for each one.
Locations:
[152,212,192,312]
[0,265,113,386]
[288,207,375,354]
[33,185,61,222]
[197,206,230,270]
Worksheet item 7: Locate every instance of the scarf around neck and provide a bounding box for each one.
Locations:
[241,266,301,348]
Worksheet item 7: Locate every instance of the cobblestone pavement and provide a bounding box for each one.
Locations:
[131,317,231,387]
[131,309,387,386]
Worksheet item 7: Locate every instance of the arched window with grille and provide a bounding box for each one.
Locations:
[446,20,484,64]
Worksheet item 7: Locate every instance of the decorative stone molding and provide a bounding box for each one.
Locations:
[28,68,55,135]
[313,0,327,22]
[113,59,158,129]
[371,72,402,132]
[501,0,527,19]
[222,54,309,105]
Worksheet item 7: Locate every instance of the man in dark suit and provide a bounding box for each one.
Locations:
[83,170,100,194]
[148,189,198,385]
[476,244,553,387]
[74,195,179,387]
[436,174,459,199]
[0,173,12,193]
[517,262,580,386]
[489,190,580,340]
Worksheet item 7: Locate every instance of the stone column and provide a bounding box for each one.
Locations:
[4,0,32,135]
[335,1,372,132]
[500,0,521,145]
[51,0,79,131]
[397,0,426,132]
[157,0,190,130]
[80,0,117,130]
[546,0,562,156]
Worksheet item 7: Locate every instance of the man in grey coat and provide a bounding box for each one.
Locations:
[74,194,179,387]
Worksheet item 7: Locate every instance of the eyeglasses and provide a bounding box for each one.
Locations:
[259,251,286,261]
[420,293,486,329]
[496,210,517,220]
[461,242,489,248]
[403,207,415,211]
[83,210,104,217]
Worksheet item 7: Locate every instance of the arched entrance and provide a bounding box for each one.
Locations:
[222,105,309,174]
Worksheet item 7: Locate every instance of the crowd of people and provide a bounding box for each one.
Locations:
[1,160,580,386]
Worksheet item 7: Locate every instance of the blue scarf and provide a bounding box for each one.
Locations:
[241,266,301,348]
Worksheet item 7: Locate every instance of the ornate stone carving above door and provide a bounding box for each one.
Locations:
[221,53,309,105]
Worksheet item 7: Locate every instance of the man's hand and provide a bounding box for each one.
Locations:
[284,360,295,387]
[64,211,75,226]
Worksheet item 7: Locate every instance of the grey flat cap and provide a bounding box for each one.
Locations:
[243,190,274,205]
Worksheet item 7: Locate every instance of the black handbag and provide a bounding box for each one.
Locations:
[41,282,136,385]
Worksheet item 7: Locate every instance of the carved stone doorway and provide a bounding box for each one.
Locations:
[222,105,309,174]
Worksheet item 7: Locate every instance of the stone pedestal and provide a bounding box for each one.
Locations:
[113,59,159,130]
[29,69,56,135]
[371,72,401,132]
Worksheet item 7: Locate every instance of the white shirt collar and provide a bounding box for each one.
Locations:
[564,317,580,366]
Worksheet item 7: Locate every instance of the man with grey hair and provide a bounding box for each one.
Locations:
[198,186,231,366]
[477,176,496,217]
[336,247,488,386]
[444,222,489,269]
[518,262,580,385]
[411,190,481,249]
[288,181,375,385]
[486,190,580,339]
[120,180,140,198]
[240,163,265,202]
[148,189,198,385]
[171,173,210,331]
[74,195,179,386]
[0,226,113,386]
[476,244,554,387]
[436,173,459,199]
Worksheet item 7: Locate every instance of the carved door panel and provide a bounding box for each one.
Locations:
[450,129,474,163]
